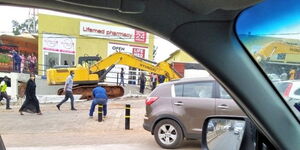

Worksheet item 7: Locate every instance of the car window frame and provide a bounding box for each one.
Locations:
[233,3,300,148]
[235,6,300,122]
[173,80,217,99]
[215,83,233,99]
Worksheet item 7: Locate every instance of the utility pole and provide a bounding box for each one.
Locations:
[33,8,36,33]
[153,45,158,60]
[28,8,38,33]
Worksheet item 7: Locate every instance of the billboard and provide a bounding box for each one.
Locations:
[107,42,149,59]
[80,21,149,44]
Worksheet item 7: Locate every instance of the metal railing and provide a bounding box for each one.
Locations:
[105,70,152,86]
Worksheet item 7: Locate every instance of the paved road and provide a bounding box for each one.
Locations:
[208,131,242,150]
[0,98,200,150]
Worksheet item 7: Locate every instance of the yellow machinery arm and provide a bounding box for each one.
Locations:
[47,52,181,99]
[254,41,300,62]
[47,52,181,85]
[89,52,182,80]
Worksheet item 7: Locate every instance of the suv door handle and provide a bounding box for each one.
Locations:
[174,101,184,106]
[217,104,229,109]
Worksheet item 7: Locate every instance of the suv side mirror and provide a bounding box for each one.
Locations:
[201,116,256,150]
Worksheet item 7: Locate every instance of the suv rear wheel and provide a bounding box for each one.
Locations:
[154,119,183,149]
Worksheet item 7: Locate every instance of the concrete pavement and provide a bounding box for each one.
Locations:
[0,97,200,150]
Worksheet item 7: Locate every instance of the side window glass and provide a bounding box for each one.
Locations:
[219,86,232,99]
[175,84,183,97]
[183,82,213,98]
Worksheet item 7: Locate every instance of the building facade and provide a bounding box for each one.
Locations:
[165,50,208,77]
[38,14,154,84]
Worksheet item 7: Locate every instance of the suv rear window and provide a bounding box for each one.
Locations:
[175,84,183,97]
[220,86,232,99]
[175,82,213,98]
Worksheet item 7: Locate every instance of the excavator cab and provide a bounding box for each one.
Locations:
[78,55,109,82]
[78,55,101,67]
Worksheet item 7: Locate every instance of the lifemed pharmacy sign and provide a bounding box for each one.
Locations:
[80,21,149,43]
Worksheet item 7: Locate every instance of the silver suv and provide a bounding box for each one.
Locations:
[143,77,244,149]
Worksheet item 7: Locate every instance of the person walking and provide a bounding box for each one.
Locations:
[280,67,288,81]
[89,85,108,118]
[139,72,146,94]
[0,76,11,110]
[19,73,42,115]
[119,68,125,86]
[295,67,300,80]
[56,71,77,111]
[289,67,296,80]
[151,73,158,90]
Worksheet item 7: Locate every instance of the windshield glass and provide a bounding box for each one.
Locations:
[0,5,214,149]
[236,0,300,120]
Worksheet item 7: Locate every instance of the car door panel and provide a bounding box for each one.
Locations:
[216,84,245,116]
[172,81,216,135]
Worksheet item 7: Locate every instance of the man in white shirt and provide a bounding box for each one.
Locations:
[56,71,77,111]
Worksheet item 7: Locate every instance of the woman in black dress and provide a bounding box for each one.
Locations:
[19,73,42,115]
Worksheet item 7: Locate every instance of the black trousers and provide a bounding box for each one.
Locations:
[140,83,145,94]
[0,92,10,109]
[152,82,157,91]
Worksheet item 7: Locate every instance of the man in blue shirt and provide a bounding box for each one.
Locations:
[13,51,21,73]
[89,85,108,118]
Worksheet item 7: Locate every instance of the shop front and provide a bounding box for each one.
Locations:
[38,14,154,84]
[0,35,38,73]
[42,33,76,71]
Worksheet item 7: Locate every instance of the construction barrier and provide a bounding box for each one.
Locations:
[98,104,103,122]
[125,104,130,130]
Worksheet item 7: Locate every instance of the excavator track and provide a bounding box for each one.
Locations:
[57,84,124,100]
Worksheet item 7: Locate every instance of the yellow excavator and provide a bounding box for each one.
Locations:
[47,52,182,99]
[253,41,300,63]
[253,41,300,75]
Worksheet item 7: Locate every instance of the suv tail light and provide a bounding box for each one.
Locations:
[283,83,293,97]
[145,97,159,105]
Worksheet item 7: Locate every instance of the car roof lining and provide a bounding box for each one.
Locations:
[0,0,261,40]
[172,0,261,15]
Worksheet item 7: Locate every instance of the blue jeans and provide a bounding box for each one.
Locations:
[89,98,107,117]
[14,62,21,73]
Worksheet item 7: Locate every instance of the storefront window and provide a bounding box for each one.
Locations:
[42,33,75,73]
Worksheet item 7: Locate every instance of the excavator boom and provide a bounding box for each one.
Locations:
[47,52,181,99]
[90,52,182,80]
